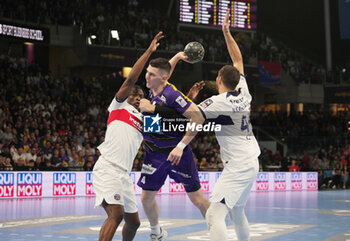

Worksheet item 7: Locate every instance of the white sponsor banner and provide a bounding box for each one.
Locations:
[0,172,318,199]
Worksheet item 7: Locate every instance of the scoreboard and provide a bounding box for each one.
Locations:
[179,0,257,30]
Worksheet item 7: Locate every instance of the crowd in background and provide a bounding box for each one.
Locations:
[2,0,349,84]
[1,55,349,190]
[258,34,350,84]
[0,0,256,64]
[252,110,350,153]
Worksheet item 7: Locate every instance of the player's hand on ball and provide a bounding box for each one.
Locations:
[148,31,164,52]
[184,42,205,63]
[139,98,155,113]
[176,51,190,63]
[167,147,183,166]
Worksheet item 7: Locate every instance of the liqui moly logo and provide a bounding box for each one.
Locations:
[17,173,42,197]
[256,172,269,191]
[86,173,95,195]
[169,179,186,193]
[274,172,286,191]
[0,173,14,197]
[306,172,318,190]
[53,173,76,196]
[199,173,210,192]
[291,172,303,190]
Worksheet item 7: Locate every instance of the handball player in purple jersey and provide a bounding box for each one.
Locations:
[137,52,209,240]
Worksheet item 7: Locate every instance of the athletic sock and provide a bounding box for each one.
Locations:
[151,224,161,235]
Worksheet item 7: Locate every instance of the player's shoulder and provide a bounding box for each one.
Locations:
[108,97,128,112]
[199,94,222,109]
[165,83,191,102]
[165,83,183,95]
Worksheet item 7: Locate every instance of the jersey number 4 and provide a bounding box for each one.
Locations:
[241,115,249,132]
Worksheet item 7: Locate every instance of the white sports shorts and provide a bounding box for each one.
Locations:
[210,159,259,209]
[92,156,137,213]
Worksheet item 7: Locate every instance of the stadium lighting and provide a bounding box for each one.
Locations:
[111,30,120,40]
[122,67,132,78]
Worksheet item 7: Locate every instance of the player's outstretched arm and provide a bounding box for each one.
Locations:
[167,103,205,165]
[116,32,164,101]
[222,9,244,75]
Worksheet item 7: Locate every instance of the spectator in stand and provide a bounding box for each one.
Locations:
[34,156,45,170]
[200,157,208,171]
[322,169,333,188]
[131,158,140,171]
[59,148,70,166]
[68,153,83,171]
[43,159,55,171]
[12,146,26,165]
[329,164,342,189]
[318,169,324,189]
[74,138,83,152]
[2,157,13,171]
[27,159,36,171]
[207,156,218,170]
[14,158,27,171]
[84,160,94,171]
[341,165,349,189]
[319,156,329,170]
[301,152,311,171]
[0,146,11,160]
[289,160,300,172]
[26,147,37,164]
[51,149,62,167]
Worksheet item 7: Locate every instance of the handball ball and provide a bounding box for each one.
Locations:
[184,42,205,63]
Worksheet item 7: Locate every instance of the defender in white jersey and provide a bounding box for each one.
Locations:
[92,32,164,241]
[167,10,260,241]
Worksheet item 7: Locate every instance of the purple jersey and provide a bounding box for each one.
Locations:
[143,83,192,151]
[138,83,200,192]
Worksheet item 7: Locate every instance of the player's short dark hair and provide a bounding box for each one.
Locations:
[149,58,171,74]
[218,65,240,90]
[132,85,145,96]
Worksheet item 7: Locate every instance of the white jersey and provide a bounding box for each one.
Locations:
[97,98,143,173]
[198,75,260,168]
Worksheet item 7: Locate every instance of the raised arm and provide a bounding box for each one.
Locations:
[116,32,164,101]
[187,81,205,100]
[222,10,244,75]
[168,51,189,79]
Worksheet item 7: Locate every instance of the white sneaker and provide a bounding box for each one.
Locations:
[150,227,168,241]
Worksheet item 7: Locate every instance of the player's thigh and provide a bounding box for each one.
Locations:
[93,166,129,207]
[138,153,170,191]
[102,201,124,219]
[170,149,200,191]
[211,166,257,209]
[122,175,138,213]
